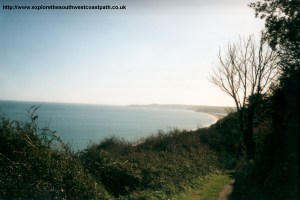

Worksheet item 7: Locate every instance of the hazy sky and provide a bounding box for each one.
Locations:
[0,0,264,106]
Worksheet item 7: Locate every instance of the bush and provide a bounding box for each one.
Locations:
[80,129,221,198]
[0,114,110,199]
[199,113,243,169]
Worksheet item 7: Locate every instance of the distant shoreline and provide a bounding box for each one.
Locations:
[198,112,218,128]
[201,112,227,120]
[129,104,232,121]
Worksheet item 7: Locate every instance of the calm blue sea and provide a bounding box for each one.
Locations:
[0,101,216,150]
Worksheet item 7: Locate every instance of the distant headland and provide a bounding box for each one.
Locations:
[128,104,235,120]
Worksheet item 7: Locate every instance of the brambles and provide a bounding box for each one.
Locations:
[0,112,109,199]
[80,129,221,197]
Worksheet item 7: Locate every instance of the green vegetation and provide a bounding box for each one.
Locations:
[1,87,298,199]
[0,108,110,199]
[80,130,221,199]
[0,110,224,199]
[196,174,232,200]
[1,0,298,199]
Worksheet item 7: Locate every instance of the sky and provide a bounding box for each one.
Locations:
[0,0,264,106]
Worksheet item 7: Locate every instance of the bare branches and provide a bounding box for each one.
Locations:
[210,34,279,159]
[210,34,279,110]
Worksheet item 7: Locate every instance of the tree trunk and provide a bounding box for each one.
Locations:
[239,104,256,160]
[244,107,255,159]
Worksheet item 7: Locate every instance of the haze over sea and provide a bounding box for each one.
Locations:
[0,100,217,150]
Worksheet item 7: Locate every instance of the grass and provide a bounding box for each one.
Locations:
[183,171,234,200]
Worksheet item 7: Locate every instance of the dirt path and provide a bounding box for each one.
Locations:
[217,179,235,200]
[185,173,234,200]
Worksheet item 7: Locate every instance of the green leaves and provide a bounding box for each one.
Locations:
[0,116,109,199]
[80,131,220,198]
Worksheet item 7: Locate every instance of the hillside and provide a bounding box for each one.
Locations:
[0,108,230,199]
[1,94,298,199]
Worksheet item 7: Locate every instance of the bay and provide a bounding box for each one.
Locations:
[0,100,216,150]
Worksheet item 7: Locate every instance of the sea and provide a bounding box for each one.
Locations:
[0,100,217,150]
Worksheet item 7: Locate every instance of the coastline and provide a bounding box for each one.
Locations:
[191,107,228,121]
[129,104,230,119]
[203,112,227,120]
[128,104,229,129]
[199,112,219,128]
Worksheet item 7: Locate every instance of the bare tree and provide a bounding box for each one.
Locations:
[210,33,279,159]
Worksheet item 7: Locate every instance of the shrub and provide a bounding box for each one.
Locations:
[0,114,110,199]
[80,129,221,198]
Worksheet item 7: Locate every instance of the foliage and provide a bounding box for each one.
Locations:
[2,73,298,200]
[225,1,300,199]
[80,129,221,198]
[0,108,226,199]
[198,113,243,169]
[0,110,110,199]
[250,0,300,75]
[230,78,299,200]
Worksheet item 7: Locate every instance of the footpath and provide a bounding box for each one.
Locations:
[185,171,235,200]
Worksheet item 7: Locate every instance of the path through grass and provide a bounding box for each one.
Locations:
[184,171,234,200]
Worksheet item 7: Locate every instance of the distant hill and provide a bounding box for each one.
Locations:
[129,104,235,119]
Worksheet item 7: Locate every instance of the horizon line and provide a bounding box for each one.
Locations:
[0,99,233,108]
